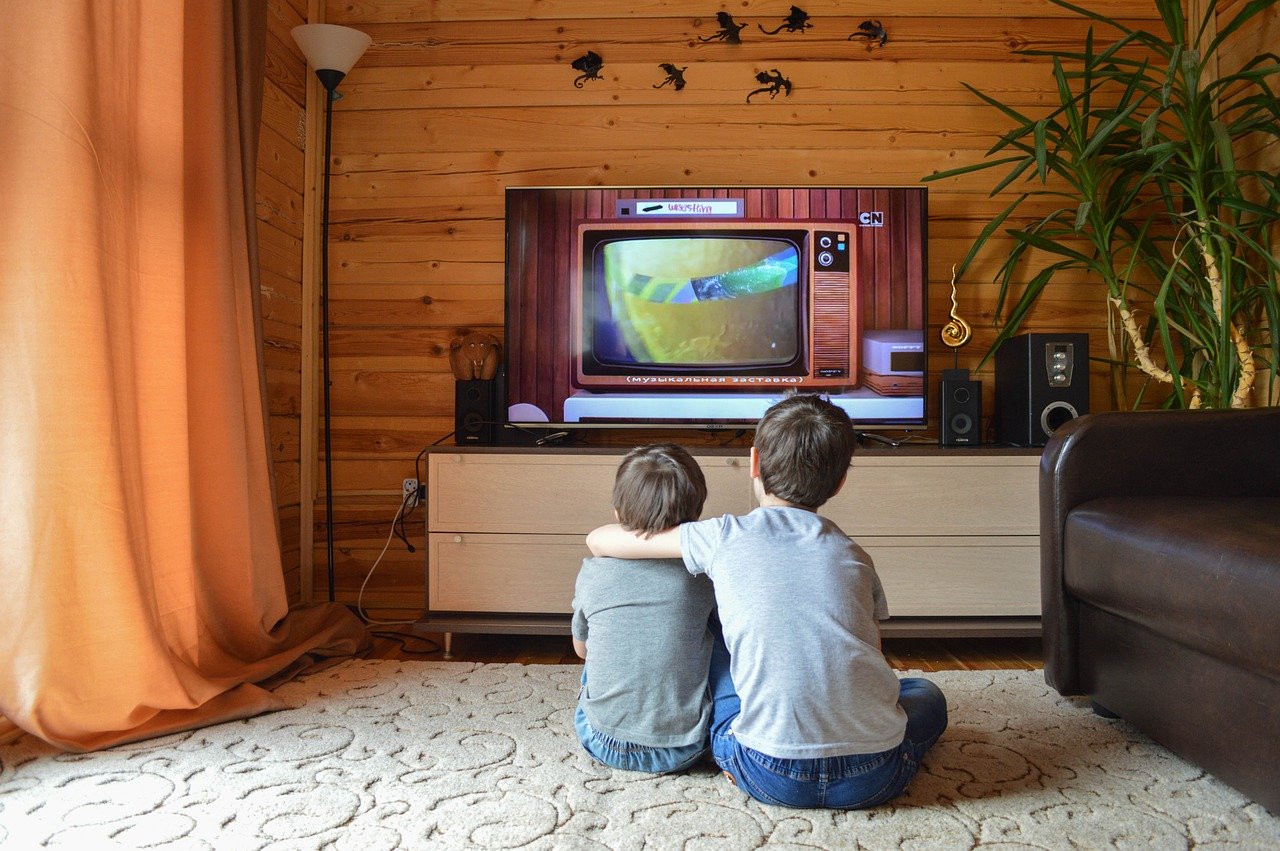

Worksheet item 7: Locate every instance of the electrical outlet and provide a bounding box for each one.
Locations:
[402,478,420,509]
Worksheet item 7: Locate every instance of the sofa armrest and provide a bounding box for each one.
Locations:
[1039,407,1280,694]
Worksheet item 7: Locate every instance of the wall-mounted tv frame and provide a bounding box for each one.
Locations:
[503,186,928,431]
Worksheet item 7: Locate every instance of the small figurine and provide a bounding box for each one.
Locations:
[700,12,748,44]
[759,6,812,35]
[570,51,604,88]
[449,331,502,380]
[849,19,888,48]
[746,69,793,103]
[654,63,688,91]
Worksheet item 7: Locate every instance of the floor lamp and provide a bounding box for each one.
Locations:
[291,23,372,602]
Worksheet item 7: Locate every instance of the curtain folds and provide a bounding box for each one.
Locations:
[0,0,368,750]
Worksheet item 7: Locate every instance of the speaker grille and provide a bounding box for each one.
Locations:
[811,271,850,375]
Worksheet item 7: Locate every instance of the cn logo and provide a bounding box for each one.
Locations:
[858,211,884,227]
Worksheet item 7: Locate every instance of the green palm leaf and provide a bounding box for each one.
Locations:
[923,0,1279,409]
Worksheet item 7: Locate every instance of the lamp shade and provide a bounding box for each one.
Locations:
[291,24,372,74]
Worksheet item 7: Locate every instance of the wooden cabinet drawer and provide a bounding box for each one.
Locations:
[862,536,1040,617]
[426,535,1040,618]
[428,453,751,534]
[428,533,585,613]
[832,456,1039,536]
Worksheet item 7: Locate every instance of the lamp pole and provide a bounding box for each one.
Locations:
[319,77,337,602]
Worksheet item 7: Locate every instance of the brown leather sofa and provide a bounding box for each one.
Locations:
[1040,407,1280,813]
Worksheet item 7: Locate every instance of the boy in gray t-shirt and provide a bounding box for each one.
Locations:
[571,443,716,774]
[587,394,948,808]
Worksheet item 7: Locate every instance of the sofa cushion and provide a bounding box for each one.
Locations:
[1063,496,1280,681]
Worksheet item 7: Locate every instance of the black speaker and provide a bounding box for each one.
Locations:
[455,379,497,445]
[995,332,1090,447]
[940,368,982,446]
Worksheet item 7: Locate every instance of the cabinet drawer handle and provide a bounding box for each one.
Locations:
[454,535,463,543]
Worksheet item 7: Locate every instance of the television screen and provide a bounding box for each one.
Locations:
[585,233,803,372]
[504,186,927,430]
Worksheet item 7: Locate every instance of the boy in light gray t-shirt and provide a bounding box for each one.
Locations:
[571,443,716,774]
[678,507,905,759]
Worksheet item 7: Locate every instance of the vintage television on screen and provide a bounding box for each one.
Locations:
[503,186,928,430]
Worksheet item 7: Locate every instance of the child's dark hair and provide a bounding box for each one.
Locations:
[754,394,855,508]
[613,443,707,537]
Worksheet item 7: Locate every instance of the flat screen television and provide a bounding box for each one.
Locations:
[503,186,928,430]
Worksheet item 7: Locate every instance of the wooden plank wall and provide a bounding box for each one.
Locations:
[283,0,1193,611]
[1217,0,1280,406]
[258,0,309,602]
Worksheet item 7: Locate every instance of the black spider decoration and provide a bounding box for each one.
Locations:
[759,6,812,35]
[570,51,604,87]
[699,12,748,44]
[654,63,688,91]
[746,69,792,103]
[849,19,888,47]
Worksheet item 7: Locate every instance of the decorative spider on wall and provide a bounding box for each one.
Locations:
[746,69,792,102]
[654,63,688,91]
[849,19,888,48]
[570,51,604,87]
[759,6,811,35]
[700,12,748,44]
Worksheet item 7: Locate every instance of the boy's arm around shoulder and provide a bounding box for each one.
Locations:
[585,523,682,559]
[575,531,683,658]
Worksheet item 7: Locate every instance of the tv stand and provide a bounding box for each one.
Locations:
[416,445,1042,649]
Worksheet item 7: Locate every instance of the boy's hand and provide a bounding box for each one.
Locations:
[586,524,682,559]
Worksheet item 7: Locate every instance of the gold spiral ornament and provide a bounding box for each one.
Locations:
[940,264,972,348]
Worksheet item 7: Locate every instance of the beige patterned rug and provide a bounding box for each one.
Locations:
[1,660,1277,849]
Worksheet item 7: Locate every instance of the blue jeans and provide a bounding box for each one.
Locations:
[707,634,947,809]
[574,668,708,774]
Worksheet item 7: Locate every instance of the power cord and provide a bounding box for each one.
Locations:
[392,445,433,553]
[717,428,749,446]
[356,490,420,626]
[501,422,575,445]
[370,630,442,655]
[395,507,414,553]
[855,431,905,447]
[357,444,441,630]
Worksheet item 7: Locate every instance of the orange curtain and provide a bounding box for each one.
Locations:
[0,1,368,750]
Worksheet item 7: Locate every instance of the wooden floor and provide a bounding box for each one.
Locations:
[366,627,1043,672]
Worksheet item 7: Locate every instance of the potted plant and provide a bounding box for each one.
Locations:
[926,0,1279,409]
